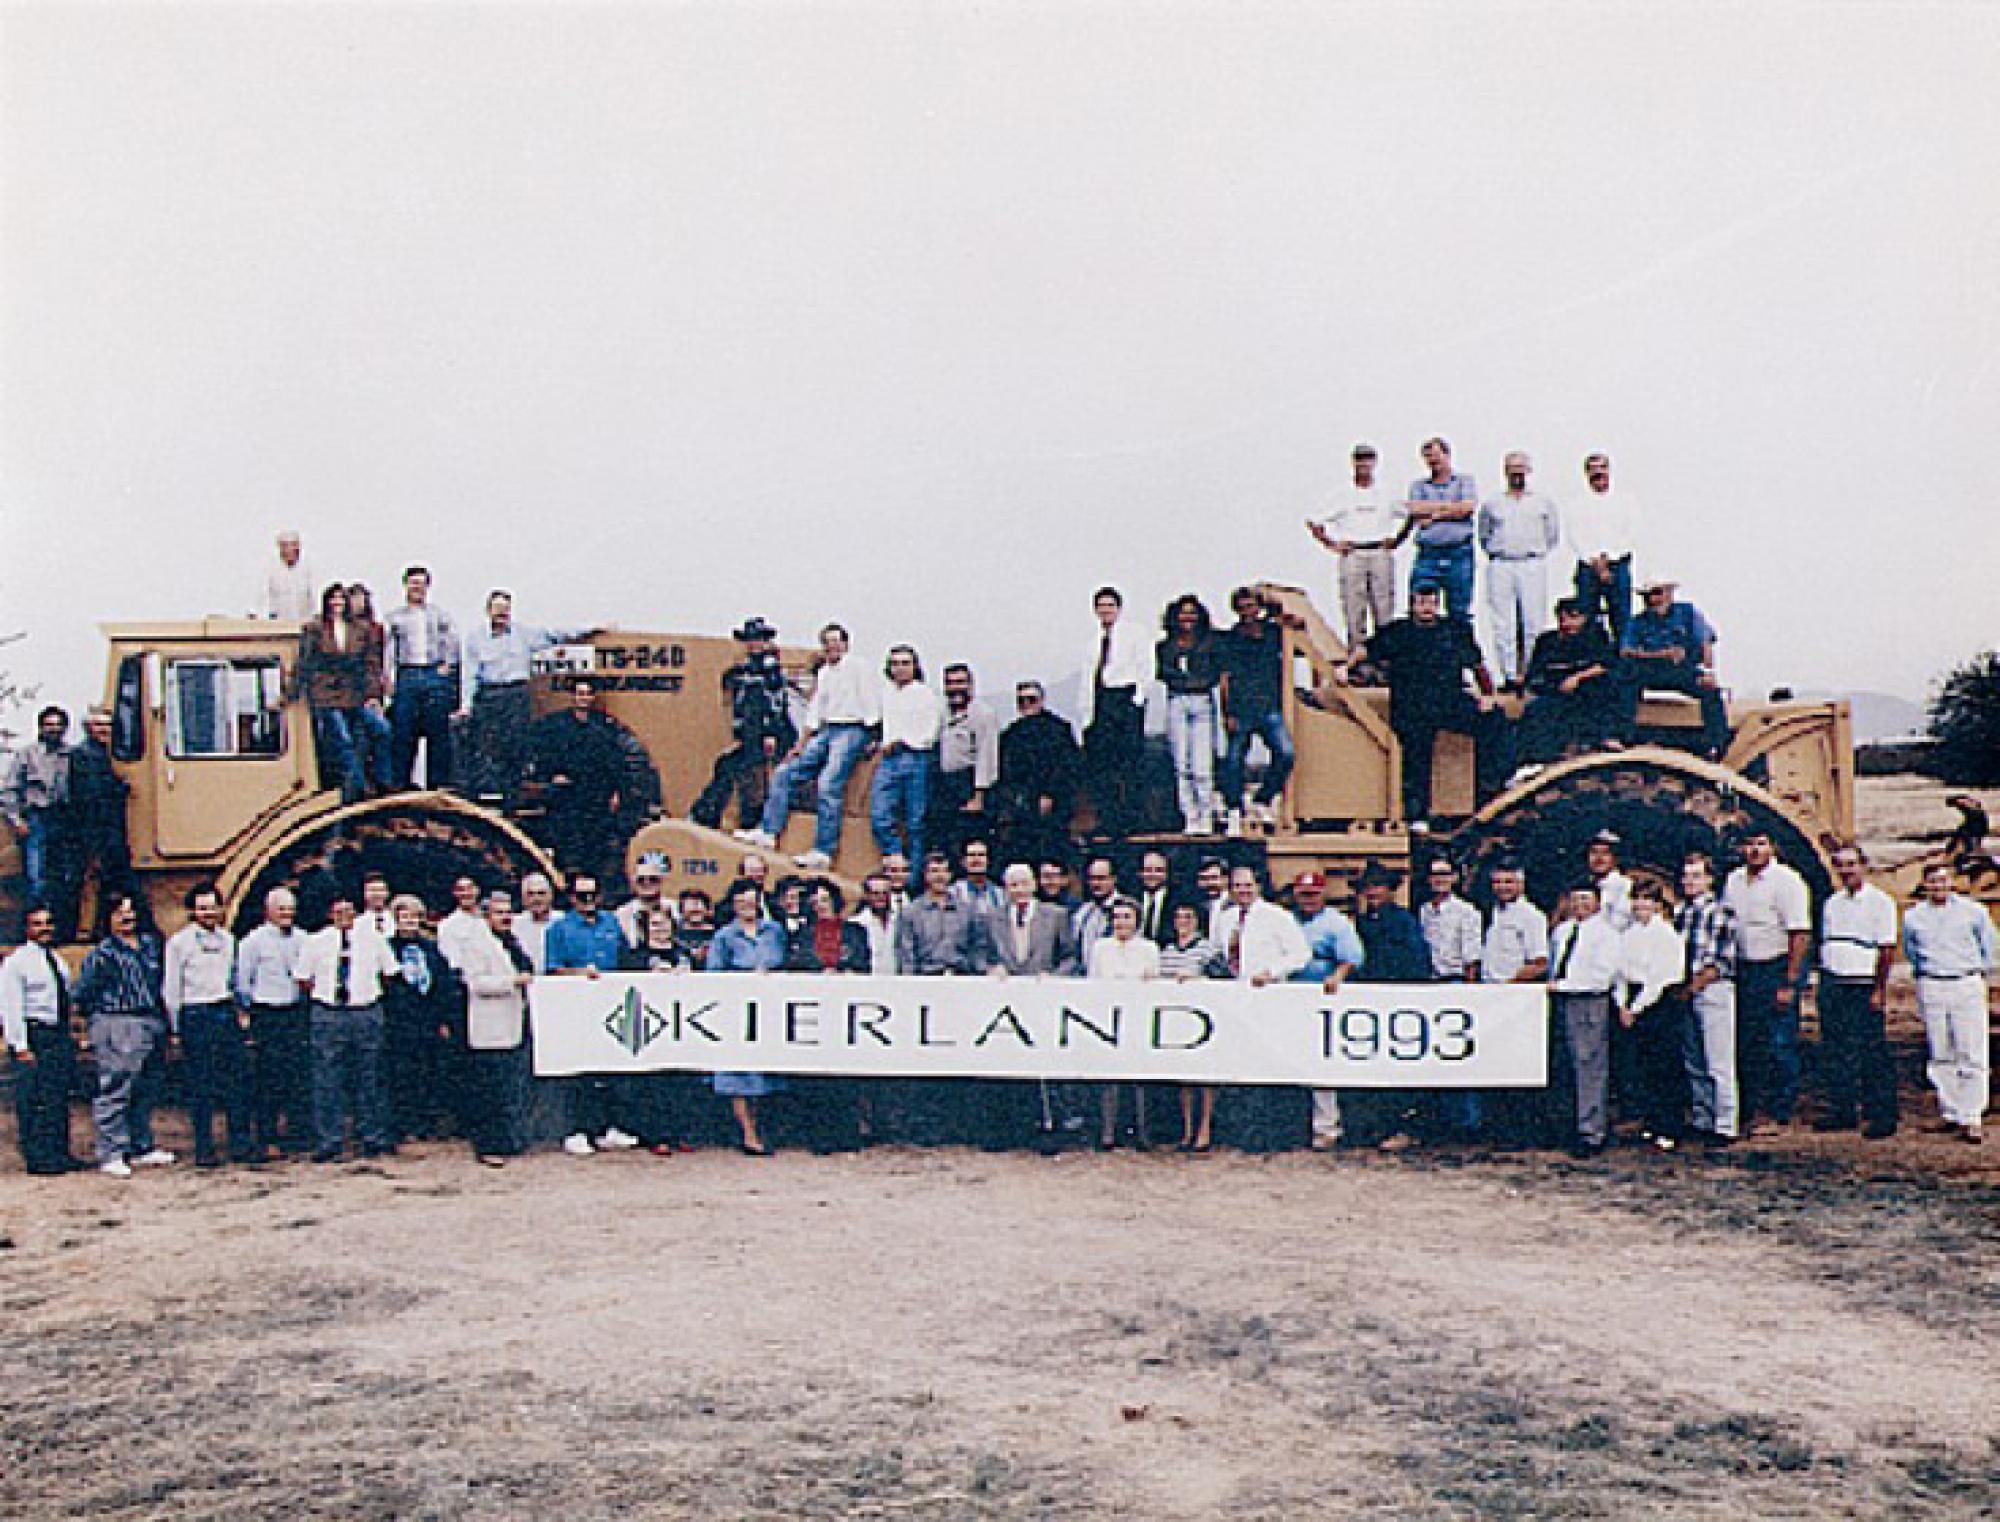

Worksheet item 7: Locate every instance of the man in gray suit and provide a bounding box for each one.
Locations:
[973,862,1083,1149]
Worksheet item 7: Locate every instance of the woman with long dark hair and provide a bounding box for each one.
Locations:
[294,584,391,801]
[1157,593,1223,835]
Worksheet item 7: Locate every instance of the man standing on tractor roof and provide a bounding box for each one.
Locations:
[385,565,462,790]
[1401,437,1479,626]
[1478,451,1562,693]
[741,622,880,869]
[1566,454,1640,642]
[1307,441,1405,651]
[463,589,590,808]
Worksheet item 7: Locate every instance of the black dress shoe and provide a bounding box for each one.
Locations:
[195,1153,223,1170]
[1861,1122,1898,1139]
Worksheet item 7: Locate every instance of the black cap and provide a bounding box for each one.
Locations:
[733,616,777,642]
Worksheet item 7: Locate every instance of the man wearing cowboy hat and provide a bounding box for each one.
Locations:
[693,616,798,831]
[1614,576,1729,760]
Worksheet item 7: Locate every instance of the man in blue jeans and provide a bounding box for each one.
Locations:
[1615,576,1730,760]
[739,622,881,871]
[1217,587,1296,834]
[1401,437,1480,625]
[385,565,462,789]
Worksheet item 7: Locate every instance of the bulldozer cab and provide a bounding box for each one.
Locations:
[101,620,317,870]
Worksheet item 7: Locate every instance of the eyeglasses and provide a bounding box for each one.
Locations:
[1016,694,1041,707]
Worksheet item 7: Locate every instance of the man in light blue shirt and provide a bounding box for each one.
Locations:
[233,886,310,1157]
[1901,863,1996,1142]
[1478,451,1564,690]
[463,589,589,805]
[1402,437,1479,625]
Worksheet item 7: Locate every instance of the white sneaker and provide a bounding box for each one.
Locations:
[1408,819,1432,836]
[732,828,775,847]
[132,1148,177,1168]
[794,849,832,871]
[1255,802,1279,830]
[562,1132,596,1156]
[1185,815,1213,837]
[99,1158,133,1179]
[599,1127,640,1150]
[1225,810,1244,838]
[1508,763,1546,787]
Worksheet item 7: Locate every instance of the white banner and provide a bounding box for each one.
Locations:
[529,973,1548,1088]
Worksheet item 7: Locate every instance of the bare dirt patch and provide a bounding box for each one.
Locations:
[3,1139,1995,1521]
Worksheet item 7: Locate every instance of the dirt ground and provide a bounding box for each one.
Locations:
[2,777,1997,1520]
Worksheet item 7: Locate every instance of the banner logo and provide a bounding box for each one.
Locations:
[603,986,667,1057]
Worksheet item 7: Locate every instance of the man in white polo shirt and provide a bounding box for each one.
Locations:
[1308,442,1407,650]
[1815,843,1900,1138]
[1722,829,1812,1135]
[869,644,944,872]
[1901,862,1996,1144]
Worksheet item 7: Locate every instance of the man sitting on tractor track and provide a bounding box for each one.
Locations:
[1615,576,1729,761]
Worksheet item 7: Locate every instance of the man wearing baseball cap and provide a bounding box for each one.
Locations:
[1307,442,1407,649]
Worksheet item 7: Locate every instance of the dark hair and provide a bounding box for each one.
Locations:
[96,890,146,939]
[1423,436,1451,455]
[487,589,512,607]
[402,565,430,583]
[884,644,925,681]
[1554,597,1585,617]
[362,871,390,889]
[183,880,222,911]
[1584,452,1610,471]
[921,850,953,873]
[318,583,349,622]
[724,876,765,906]
[1633,882,1667,903]
[810,879,848,914]
[677,887,714,909]
[36,704,67,727]
[1162,593,1213,637]
[1683,850,1715,875]
[1093,585,1123,607]
[943,661,972,682]
[819,622,849,643]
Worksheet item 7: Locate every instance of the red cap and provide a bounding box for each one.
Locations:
[1293,872,1327,890]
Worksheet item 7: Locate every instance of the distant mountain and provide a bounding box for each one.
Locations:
[1795,690,1926,744]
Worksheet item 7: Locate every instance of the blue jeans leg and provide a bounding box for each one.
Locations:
[813,725,869,857]
[760,729,833,839]
[354,706,392,790]
[1415,543,1476,624]
[1250,710,1295,804]
[315,709,365,801]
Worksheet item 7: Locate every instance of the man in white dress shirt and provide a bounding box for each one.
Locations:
[1566,453,1641,641]
[1548,882,1623,1156]
[257,529,316,623]
[1814,843,1901,1138]
[1079,586,1149,839]
[1478,451,1563,691]
[296,893,401,1161]
[164,882,250,1167]
[744,622,881,869]
[1,905,84,1174]
[869,644,944,872]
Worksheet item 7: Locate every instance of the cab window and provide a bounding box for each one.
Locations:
[165,659,286,759]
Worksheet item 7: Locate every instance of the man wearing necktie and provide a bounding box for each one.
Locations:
[971,863,1081,1149]
[1079,587,1147,839]
[0,906,86,1174]
[297,895,401,1162]
[1547,882,1623,1158]
[1135,851,1172,946]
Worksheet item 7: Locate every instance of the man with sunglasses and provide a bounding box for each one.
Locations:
[993,680,1081,867]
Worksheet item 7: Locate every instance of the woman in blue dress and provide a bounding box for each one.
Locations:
[704,877,790,1155]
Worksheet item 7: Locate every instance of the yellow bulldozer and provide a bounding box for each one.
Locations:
[5,580,1951,951]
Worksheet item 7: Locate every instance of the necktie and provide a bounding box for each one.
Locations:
[1228,917,1243,977]
[1096,631,1111,686]
[1014,905,1030,960]
[43,944,70,1023]
[336,931,352,1007]
[1554,925,1577,983]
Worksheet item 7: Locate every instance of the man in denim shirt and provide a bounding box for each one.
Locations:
[1615,577,1729,760]
[1401,437,1479,625]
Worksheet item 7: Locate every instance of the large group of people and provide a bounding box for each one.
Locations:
[3,822,1992,1178]
[2,443,1992,1178]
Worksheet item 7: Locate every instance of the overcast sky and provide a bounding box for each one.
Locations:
[3,1,1995,731]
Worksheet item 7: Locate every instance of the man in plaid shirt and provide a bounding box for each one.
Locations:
[1675,852,1740,1146]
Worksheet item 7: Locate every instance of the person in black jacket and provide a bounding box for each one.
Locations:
[529,679,627,881]
[383,894,461,1143]
[692,617,797,831]
[992,681,1081,867]
[1516,599,1617,768]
